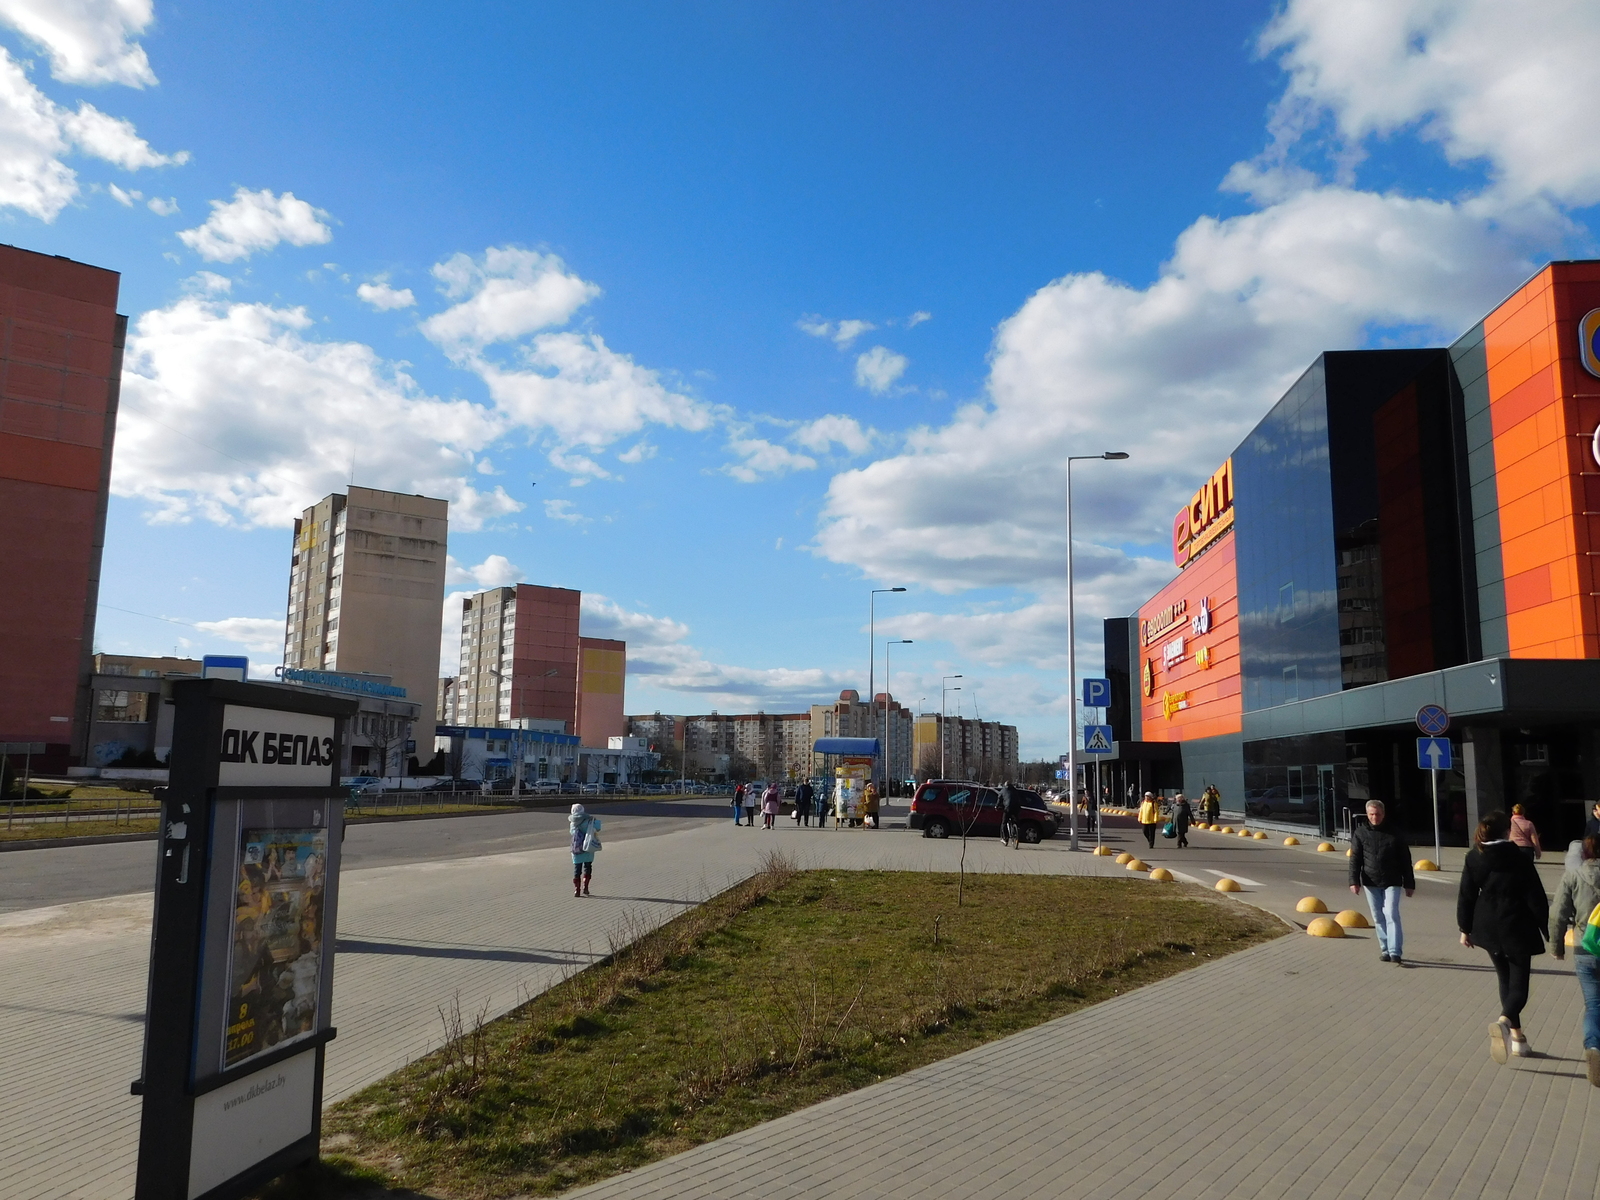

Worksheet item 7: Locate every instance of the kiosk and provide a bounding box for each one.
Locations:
[133,678,356,1200]
[813,736,880,826]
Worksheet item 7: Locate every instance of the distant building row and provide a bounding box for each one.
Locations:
[626,689,1019,784]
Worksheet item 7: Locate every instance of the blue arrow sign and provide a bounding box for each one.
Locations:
[1082,677,1111,708]
[1417,737,1453,771]
[1083,725,1114,754]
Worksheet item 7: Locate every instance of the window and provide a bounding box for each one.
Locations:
[1283,665,1299,701]
[1278,583,1295,623]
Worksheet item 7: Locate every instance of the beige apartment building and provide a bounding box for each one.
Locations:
[282,486,448,719]
[913,712,1020,783]
[809,689,915,782]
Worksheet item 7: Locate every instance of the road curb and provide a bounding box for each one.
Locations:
[0,830,159,852]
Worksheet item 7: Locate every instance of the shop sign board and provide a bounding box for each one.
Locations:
[1580,309,1600,379]
[133,678,356,1200]
[1172,458,1234,567]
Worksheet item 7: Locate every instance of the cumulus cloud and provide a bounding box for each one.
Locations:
[146,194,176,215]
[356,279,416,310]
[543,498,590,524]
[793,414,872,456]
[0,46,184,221]
[0,0,157,87]
[798,315,875,348]
[853,345,908,394]
[445,553,522,588]
[111,295,521,530]
[422,247,715,473]
[580,593,858,710]
[814,0,1592,614]
[722,437,816,483]
[107,181,136,205]
[194,616,287,659]
[905,310,932,328]
[178,188,333,263]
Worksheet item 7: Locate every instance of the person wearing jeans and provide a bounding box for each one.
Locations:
[1349,800,1415,964]
[1550,833,1600,1086]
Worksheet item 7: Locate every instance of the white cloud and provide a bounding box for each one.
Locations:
[107,181,137,205]
[422,247,715,474]
[178,188,333,263]
[722,437,816,483]
[146,194,176,215]
[617,441,656,464]
[813,0,1600,602]
[854,345,908,394]
[423,247,599,350]
[580,593,857,710]
[798,315,875,347]
[905,310,932,328]
[792,414,872,456]
[111,296,521,530]
[543,498,589,524]
[1259,0,1600,208]
[184,270,230,293]
[0,46,182,221]
[60,101,186,168]
[0,0,157,87]
[194,616,286,658]
[356,280,416,310]
[444,553,522,588]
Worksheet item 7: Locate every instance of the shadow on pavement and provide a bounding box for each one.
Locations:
[335,938,584,966]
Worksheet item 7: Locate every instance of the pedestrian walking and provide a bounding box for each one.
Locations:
[1001,782,1022,848]
[741,783,758,827]
[1349,800,1415,964]
[1510,803,1543,861]
[731,783,745,826]
[1459,810,1549,1063]
[1550,834,1600,1086]
[1201,785,1221,826]
[569,803,602,897]
[795,779,814,826]
[1172,793,1193,849]
[1137,791,1162,850]
[761,781,781,829]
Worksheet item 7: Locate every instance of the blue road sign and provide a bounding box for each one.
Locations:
[1416,704,1450,735]
[1083,725,1114,754]
[1055,769,1069,779]
[1082,678,1111,708]
[1417,737,1453,771]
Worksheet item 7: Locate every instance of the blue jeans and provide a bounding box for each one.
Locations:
[1364,886,1404,956]
[1576,953,1600,1051]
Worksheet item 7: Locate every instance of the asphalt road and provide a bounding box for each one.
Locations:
[0,798,733,913]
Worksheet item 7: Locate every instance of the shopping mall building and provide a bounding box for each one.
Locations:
[1102,260,1600,846]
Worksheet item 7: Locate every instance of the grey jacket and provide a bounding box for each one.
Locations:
[1551,859,1600,955]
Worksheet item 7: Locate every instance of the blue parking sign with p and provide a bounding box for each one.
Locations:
[1082,677,1110,708]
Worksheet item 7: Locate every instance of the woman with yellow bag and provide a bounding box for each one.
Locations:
[1550,833,1600,1086]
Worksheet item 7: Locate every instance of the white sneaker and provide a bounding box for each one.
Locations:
[1489,1020,1509,1064]
[1510,1034,1532,1058]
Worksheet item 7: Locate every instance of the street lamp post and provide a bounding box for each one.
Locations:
[941,674,963,780]
[868,586,906,788]
[1066,451,1130,851]
[885,639,912,798]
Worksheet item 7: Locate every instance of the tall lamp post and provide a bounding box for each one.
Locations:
[868,586,906,788]
[1066,451,1130,851]
[941,674,963,779]
[885,639,913,798]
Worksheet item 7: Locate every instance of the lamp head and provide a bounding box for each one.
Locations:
[891,586,907,592]
[1102,451,1130,460]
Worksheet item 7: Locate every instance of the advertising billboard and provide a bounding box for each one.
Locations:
[1139,518,1241,742]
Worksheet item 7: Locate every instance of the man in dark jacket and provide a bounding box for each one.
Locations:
[795,780,814,827]
[1349,800,1416,964]
[1001,782,1022,848]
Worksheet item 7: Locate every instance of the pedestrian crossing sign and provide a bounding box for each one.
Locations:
[1083,725,1113,754]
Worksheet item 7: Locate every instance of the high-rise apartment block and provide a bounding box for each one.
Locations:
[451,584,627,745]
[0,246,125,773]
[282,487,448,718]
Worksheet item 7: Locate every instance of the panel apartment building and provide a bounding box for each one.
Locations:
[282,487,448,719]
[0,246,125,774]
[450,583,627,747]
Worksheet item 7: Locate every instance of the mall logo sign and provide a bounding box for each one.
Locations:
[1580,309,1600,380]
[1172,458,1234,567]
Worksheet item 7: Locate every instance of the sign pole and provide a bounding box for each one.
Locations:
[1431,767,1441,866]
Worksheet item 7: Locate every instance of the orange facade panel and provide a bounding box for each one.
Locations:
[1137,533,1241,742]
[1483,263,1600,658]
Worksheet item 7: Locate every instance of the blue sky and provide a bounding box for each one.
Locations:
[8,1,1600,756]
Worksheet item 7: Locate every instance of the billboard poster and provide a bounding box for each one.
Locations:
[834,762,868,820]
[224,825,329,1070]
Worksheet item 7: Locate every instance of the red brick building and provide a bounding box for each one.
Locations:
[0,246,124,773]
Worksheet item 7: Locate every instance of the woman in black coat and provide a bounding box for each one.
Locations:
[1459,810,1549,1062]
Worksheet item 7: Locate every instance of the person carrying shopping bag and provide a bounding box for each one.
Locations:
[1550,833,1600,1086]
[569,803,602,897]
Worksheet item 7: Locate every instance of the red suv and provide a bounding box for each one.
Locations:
[908,780,1059,843]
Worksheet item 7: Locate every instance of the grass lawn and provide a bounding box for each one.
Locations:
[0,816,159,841]
[277,855,1283,1199]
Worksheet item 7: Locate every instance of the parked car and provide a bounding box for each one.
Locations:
[908,780,1059,842]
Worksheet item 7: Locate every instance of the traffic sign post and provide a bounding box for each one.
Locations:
[1083,725,1113,754]
[1082,677,1110,709]
[1417,735,1452,868]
